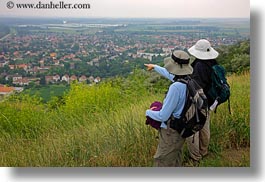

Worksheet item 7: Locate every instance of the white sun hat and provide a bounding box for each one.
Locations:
[188,39,219,60]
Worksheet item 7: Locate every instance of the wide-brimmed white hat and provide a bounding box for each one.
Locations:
[164,50,193,75]
[188,39,219,60]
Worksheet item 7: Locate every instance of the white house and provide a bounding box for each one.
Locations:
[61,74,70,84]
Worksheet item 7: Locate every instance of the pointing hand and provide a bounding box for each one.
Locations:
[144,64,155,71]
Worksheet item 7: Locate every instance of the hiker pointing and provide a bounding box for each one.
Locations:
[145,50,193,166]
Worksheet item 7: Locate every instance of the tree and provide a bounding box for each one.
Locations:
[217,40,250,74]
[230,53,250,73]
[40,76,46,85]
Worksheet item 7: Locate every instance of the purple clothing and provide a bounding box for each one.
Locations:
[146,101,163,130]
[146,66,187,129]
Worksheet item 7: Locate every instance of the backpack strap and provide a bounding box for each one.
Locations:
[213,98,231,114]
[176,76,190,85]
[177,76,206,123]
[175,77,190,119]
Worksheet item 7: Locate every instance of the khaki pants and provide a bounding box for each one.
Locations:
[153,121,185,167]
[186,113,211,161]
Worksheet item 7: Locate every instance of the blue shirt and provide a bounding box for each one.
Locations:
[145,65,186,129]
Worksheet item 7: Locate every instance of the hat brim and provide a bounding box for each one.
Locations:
[188,46,219,60]
[164,57,193,75]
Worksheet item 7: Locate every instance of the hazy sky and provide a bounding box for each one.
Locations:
[1,0,250,18]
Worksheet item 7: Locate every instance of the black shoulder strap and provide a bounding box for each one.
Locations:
[176,75,191,85]
[176,76,190,119]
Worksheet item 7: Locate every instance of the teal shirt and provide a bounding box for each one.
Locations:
[145,65,186,129]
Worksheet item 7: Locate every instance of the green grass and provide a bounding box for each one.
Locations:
[26,84,70,102]
[0,71,250,167]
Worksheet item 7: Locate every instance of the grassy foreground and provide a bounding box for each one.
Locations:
[0,71,250,167]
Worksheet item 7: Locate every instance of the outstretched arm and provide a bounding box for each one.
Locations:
[144,64,175,82]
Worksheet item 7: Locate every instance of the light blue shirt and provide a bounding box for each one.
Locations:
[145,65,186,129]
[153,65,175,82]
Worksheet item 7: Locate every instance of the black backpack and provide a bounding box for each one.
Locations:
[170,76,209,138]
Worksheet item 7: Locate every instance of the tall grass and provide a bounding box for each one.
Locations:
[210,71,250,151]
[0,71,250,166]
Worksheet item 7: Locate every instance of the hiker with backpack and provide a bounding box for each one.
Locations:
[145,50,201,167]
[186,39,230,164]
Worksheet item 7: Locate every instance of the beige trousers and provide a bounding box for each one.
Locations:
[153,121,185,167]
[186,113,211,161]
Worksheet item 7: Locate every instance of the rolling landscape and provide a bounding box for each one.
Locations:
[0,18,250,167]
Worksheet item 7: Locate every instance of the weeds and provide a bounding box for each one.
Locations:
[0,71,250,166]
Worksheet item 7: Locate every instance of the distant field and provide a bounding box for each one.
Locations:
[30,27,100,34]
[25,84,70,102]
[113,19,249,35]
[14,18,249,36]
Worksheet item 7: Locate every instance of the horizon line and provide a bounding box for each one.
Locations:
[0,16,250,19]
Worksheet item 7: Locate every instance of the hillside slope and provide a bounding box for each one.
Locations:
[0,70,250,167]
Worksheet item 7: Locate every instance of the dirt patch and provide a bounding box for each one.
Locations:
[221,147,250,166]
